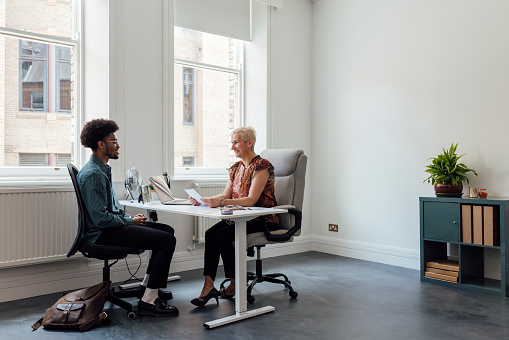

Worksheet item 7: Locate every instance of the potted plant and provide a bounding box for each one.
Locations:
[424,143,478,197]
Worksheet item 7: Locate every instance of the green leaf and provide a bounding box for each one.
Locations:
[423,143,477,185]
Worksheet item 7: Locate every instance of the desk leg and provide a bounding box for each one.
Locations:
[204,220,275,329]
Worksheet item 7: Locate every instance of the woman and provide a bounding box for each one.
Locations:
[189,126,279,307]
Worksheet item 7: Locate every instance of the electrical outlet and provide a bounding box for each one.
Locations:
[329,224,338,232]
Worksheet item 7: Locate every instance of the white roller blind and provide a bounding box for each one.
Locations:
[175,0,252,41]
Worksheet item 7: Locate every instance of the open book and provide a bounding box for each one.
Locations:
[149,176,191,205]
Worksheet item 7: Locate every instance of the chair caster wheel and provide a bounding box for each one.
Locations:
[247,295,255,304]
[289,291,298,299]
[127,311,137,319]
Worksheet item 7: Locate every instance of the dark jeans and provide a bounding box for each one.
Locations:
[95,222,176,289]
[203,219,278,281]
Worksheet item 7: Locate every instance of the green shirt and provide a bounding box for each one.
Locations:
[77,155,134,243]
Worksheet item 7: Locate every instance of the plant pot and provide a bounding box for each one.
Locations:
[434,183,463,197]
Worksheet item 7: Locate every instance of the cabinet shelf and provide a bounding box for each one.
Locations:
[463,278,501,291]
[459,243,500,250]
[420,197,509,296]
[422,238,502,250]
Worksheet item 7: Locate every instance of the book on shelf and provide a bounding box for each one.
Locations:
[461,204,473,243]
[424,271,458,283]
[426,259,459,272]
[425,259,459,283]
[473,205,483,245]
[425,266,459,278]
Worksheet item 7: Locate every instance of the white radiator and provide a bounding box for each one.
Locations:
[193,183,225,244]
[0,189,78,268]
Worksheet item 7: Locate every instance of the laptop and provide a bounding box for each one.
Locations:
[149,175,192,205]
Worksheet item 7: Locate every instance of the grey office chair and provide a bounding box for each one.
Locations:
[221,149,307,303]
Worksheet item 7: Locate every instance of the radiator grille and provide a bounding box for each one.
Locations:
[0,190,78,268]
[193,183,225,244]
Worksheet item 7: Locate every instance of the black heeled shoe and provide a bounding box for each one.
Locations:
[190,287,219,307]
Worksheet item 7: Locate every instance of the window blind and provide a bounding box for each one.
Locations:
[175,0,251,41]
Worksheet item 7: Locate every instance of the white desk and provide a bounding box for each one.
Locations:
[119,200,287,329]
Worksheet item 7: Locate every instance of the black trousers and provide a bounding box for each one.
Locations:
[96,222,176,289]
[203,219,278,281]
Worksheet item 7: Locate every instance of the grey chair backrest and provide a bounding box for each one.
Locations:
[260,149,307,236]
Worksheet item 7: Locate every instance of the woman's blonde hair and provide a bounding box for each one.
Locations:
[232,126,256,150]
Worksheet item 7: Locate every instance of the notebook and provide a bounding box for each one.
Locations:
[149,176,192,205]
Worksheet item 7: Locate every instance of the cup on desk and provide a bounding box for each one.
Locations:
[469,187,479,198]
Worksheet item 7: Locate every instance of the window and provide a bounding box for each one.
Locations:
[19,41,47,111]
[0,0,79,180]
[182,157,195,167]
[18,153,72,167]
[174,27,242,176]
[18,42,72,113]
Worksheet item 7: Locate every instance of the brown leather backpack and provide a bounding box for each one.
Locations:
[32,281,111,332]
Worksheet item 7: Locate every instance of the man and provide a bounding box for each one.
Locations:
[77,119,178,317]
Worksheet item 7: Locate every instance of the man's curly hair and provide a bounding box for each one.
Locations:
[80,119,119,151]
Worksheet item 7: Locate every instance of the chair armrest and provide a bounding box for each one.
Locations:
[262,207,302,242]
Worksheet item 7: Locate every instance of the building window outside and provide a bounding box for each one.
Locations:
[19,42,72,113]
[19,40,48,111]
[182,156,194,167]
[174,27,242,176]
[183,67,194,125]
[19,153,71,167]
[0,0,78,176]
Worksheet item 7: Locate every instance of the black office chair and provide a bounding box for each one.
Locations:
[67,163,143,319]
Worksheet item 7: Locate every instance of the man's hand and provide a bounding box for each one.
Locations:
[132,214,147,226]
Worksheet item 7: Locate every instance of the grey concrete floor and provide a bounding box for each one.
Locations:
[1,251,509,339]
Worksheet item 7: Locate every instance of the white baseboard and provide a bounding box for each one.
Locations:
[311,236,420,270]
[0,235,422,303]
[0,255,150,303]
[0,237,313,303]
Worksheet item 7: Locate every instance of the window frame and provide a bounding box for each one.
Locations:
[0,0,81,185]
[56,45,73,114]
[182,66,194,125]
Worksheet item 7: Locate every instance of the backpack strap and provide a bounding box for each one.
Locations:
[78,312,108,332]
[31,317,43,331]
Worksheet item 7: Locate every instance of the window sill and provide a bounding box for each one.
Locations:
[172,174,229,182]
[0,177,72,192]
[17,111,73,119]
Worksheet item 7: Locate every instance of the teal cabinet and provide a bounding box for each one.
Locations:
[420,197,509,296]
[422,202,459,242]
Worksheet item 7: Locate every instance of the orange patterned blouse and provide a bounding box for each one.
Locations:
[230,155,278,224]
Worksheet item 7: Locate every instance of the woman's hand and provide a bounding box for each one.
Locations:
[132,214,147,226]
[189,197,202,206]
[202,197,221,208]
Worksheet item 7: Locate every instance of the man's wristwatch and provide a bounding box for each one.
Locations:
[220,198,226,207]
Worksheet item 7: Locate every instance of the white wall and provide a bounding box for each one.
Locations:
[269,0,313,236]
[311,0,509,268]
[244,0,268,152]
